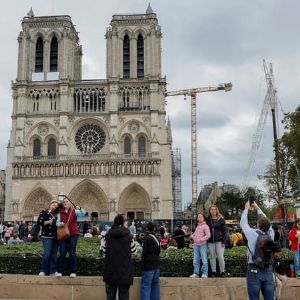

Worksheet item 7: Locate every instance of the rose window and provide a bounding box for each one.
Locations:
[75,124,106,154]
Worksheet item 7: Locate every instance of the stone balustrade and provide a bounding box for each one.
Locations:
[12,155,161,178]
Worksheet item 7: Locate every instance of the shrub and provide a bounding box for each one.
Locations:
[0,239,293,277]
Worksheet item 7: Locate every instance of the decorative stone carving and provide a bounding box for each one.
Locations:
[128,121,140,134]
[119,117,126,124]
[12,200,20,213]
[110,199,116,212]
[53,119,60,127]
[59,136,68,145]
[15,136,25,147]
[142,117,149,124]
[110,135,118,144]
[67,115,75,123]
[102,117,110,125]
[38,124,49,136]
[25,120,34,127]
[152,197,160,211]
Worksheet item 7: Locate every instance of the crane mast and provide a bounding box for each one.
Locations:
[165,83,232,217]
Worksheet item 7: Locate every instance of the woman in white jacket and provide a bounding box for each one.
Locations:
[190,213,211,278]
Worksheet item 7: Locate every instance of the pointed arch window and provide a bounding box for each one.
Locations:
[33,138,41,158]
[48,138,56,158]
[137,34,144,78]
[124,136,132,154]
[50,37,58,72]
[35,37,44,72]
[123,35,130,78]
[138,136,146,156]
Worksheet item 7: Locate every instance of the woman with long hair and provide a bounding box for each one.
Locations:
[206,205,227,277]
[37,199,60,276]
[190,212,211,278]
[56,197,86,278]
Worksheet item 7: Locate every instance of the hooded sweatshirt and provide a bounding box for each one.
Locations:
[192,221,211,246]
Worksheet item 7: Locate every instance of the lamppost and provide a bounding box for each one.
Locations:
[281,192,294,229]
[295,197,300,219]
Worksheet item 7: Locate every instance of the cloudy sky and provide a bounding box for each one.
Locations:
[0,0,299,207]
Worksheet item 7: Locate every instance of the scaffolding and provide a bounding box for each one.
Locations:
[171,148,182,213]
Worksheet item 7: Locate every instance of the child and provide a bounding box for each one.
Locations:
[190,213,211,278]
[160,233,169,250]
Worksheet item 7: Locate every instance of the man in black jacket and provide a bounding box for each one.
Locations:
[102,215,136,300]
[173,223,185,249]
[140,222,161,300]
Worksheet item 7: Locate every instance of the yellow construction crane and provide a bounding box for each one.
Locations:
[165,83,232,217]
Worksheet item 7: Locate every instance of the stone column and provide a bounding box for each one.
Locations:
[130,36,137,78]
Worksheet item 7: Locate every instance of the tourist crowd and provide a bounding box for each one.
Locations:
[1,199,299,300]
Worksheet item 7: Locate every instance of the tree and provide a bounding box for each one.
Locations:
[215,187,270,220]
[263,106,300,199]
[280,105,300,196]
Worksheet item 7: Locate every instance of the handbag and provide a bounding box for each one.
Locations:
[57,210,72,241]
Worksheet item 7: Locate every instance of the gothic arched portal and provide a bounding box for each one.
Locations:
[69,179,109,221]
[22,187,52,220]
[118,183,151,220]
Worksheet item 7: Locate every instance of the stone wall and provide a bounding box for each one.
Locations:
[0,275,299,300]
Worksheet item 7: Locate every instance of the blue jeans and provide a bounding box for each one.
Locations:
[40,237,58,274]
[247,265,274,300]
[293,250,300,277]
[193,244,208,276]
[140,269,160,300]
[58,235,78,274]
[105,284,130,300]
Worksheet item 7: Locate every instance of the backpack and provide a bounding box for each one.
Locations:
[252,231,274,268]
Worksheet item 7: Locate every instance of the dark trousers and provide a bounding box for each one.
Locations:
[58,235,78,274]
[105,283,130,300]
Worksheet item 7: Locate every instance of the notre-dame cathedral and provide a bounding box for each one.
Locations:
[4,5,175,222]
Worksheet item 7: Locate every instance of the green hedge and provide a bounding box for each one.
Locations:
[0,238,293,277]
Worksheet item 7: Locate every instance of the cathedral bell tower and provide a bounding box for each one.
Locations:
[106,4,162,80]
[17,8,82,82]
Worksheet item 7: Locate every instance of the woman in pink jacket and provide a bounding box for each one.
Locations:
[190,213,211,278]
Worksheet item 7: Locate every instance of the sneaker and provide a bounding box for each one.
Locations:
[221,272,226,278]
[70,273,76,278]
[50,272,59,276]
[211,272,217,278]
[297,275,300,279]
[38,272,46,276]
[189,273,199,278]
[55,272,62,277]
[201,274,208,278]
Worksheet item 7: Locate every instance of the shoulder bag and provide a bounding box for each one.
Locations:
[57,210,72,240]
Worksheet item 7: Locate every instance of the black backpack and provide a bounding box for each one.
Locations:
[252,231,274,268]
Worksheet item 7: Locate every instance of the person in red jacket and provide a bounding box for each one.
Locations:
[56,197,86,278]
[288,219,300,279]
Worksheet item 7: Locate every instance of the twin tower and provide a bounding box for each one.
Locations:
[5,6,175,222]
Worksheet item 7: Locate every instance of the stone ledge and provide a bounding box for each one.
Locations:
[0,275,299,300]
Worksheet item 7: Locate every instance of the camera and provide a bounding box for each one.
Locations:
[58,191,66,203]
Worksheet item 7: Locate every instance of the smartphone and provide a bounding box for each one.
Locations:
[249,197,255,205]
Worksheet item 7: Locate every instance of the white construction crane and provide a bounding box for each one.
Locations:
[165,83,232,217]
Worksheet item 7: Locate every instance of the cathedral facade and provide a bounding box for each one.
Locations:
[4,6,174,222]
